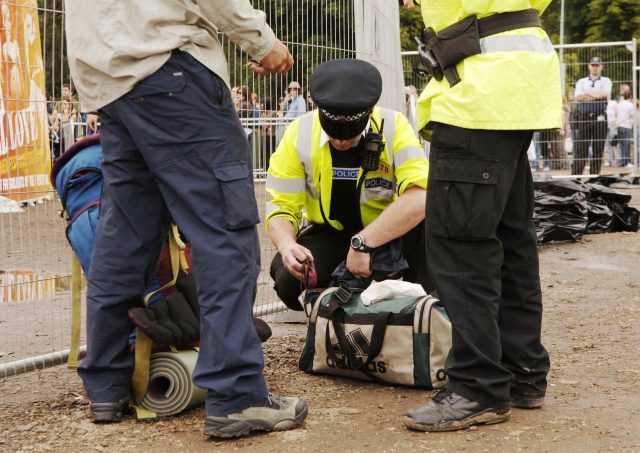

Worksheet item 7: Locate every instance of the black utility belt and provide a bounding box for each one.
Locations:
[415,9,541,87]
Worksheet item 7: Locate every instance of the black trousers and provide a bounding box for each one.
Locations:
[270,222,431,310]
[426,123,549,409]
[572,120,608,176]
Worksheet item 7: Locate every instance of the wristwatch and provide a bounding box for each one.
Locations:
[350,234,375,253]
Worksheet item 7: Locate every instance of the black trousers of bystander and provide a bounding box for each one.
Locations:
[425,122,550,410]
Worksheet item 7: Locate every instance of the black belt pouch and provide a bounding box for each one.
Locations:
[428,16,482,70]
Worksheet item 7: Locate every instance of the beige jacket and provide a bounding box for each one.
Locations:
[65,1,276,112]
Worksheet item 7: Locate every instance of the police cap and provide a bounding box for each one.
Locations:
[310,59,382,139]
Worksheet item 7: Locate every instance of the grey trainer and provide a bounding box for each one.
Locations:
[204,394,308,438]
[90,399,128,423]
[404,389,510,432]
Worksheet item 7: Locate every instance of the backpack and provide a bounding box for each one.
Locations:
[50,134,198,314]
[50,134,102,274]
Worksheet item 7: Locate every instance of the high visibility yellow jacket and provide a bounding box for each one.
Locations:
[416,0,562,138]
[266,107,428,233]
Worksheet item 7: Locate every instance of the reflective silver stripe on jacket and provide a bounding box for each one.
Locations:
[393,145,425,168]
[266,202,280,217]
[360,185,394,203]
[264,201,284,217]
[295,112,319,199]
[266,174,306,194]
[480,34,554,54]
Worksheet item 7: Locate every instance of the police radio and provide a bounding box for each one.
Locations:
[361,118,385,171]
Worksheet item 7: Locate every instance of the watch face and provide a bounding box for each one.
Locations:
[351,235,363,248]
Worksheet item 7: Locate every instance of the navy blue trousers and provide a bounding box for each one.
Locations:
[426,123,550,409]
[78,51,269,416]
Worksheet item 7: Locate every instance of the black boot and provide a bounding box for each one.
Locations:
[511,392,545,409]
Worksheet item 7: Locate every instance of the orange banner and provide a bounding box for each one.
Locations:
[0,0,51,202]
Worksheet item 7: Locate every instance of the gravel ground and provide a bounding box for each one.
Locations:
[1,189,639,452]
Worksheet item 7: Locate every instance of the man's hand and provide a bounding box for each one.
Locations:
[86,113,99,132]
[346,248,372,279]
[403,0,416,9]
[251,39,294,75]
[280,242,314,282]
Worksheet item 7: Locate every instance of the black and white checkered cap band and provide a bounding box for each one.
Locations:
[320,108,371,123]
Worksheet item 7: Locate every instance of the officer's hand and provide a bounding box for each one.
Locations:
[280,243,313,282]
[251,39,294,75]
[403,0,416,9]
[346,248,372,279]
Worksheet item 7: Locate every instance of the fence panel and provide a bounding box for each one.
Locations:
[0,0,371,371]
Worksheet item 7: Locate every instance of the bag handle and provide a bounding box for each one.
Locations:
[324,290,391,383]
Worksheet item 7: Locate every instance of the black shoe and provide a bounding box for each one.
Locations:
[511,392,545,409]
[404,389,510,432]
[89,399,128,423]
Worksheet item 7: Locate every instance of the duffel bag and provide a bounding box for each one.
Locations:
[299,284,451,388]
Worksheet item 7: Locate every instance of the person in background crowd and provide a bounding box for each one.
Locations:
[560,89,574,169]
[231,86,242,111]
[62,84,86,128]
[237,85,253,119]
[65,0,307,439]
[614,84,635,168]
[306,89,315,111]
[277,96,286,115]
[276,82,306,146]
[531,131,546,171]
[261,96,278,170]
[232,85,253,119]
[604,97,619,167]
[58,98,78,152]
[405,0,560,432]
[47,91,62,161]
[404,85,419,131]
[282,81,306,119]
[537,100,568,170]
[251,92,261,119]
[572,56,612,176]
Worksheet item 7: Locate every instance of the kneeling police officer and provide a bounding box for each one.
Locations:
[266,59,430,308]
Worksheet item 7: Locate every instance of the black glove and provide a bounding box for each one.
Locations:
[128,292,199,345]
[176,271,199,318]
[253,316,272,343]
[175,271,271,342]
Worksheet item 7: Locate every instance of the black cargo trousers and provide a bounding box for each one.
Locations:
[425,122,550,409]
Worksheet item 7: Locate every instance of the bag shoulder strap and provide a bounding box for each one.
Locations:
[324,288,391,383]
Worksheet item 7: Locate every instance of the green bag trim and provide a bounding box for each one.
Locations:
[319,290,421,316]
[412,332,431,387]
[299,322,317,372]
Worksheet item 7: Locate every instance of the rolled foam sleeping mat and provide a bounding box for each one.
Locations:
[140,350,206,416]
